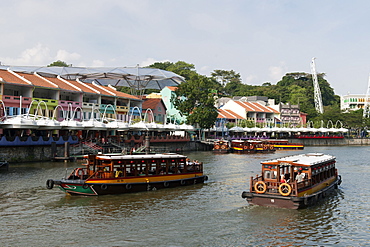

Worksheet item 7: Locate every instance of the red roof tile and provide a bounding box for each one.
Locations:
[0,70,31,85]
[15,72,58,88]
[103,85,141,100]
[217,109,245,119]
[235,101,279,113]
[73,80,99,94]
[166,86,178,91]
[45,77,81,92]
[142,98,166,110]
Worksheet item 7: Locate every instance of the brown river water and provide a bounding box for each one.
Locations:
[0,146,368,246]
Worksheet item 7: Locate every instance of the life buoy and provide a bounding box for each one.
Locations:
[250,144,254,149]
[101,184,108,190]
[278,183,292,196]
[214,145,220,149]
[82,183,89,189]
[269,145,274,150]
[244,145,249,150]
[75,168,85,178]
[126,184,132,190]
[263,145,268,150]
[180,180,186,185]
[46,179,54,189]
[164,181,169,187]
[221,144,227,149]
[254,181,267,194]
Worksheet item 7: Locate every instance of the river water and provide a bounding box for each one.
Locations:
[0,146,368,246]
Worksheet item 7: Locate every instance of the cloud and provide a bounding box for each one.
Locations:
[55,50,81,62]
[140,58,170,67]
[244,75,258,85]
[0,43,51,65]
[91,60,105,67]
[269,63,287,82]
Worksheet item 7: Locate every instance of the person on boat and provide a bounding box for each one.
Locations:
[295,170,305,183]
[280,175,287,183]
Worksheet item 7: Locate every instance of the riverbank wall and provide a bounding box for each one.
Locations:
[2,138,370,163]
[296,138,370,146]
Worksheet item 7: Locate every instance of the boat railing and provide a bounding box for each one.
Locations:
[250,175,315,196]
[250,176,300,196]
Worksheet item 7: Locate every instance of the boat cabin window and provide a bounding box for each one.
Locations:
[263,165,277,179]
[84,155,198,178]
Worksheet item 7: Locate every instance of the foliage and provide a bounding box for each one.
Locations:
[149,61,219,129]
[48,60,69,67]
[148,60,369,129]
[174,74,219,129]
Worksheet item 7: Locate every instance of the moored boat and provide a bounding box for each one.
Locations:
[230,140,256,153]
[46,153,208,196]
[267,139,304,150]
[241,153,341,209]
[213,139,230,153]
[250,140,275,153]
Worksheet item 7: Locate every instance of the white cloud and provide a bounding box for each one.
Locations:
[244,75,258,85]
[140,58,169,67]
[91,60,105,67]
[269,63,287,82]
[55,50,81,62]
[0,43,52,65]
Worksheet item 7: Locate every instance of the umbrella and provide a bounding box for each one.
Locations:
[0,66,185,91]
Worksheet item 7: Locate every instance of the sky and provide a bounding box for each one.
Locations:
[1,0,370,96]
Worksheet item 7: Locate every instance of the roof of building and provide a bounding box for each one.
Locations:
[235,101,279,113]
[142,98,166,110]
[217,109,245,119]
[15,72,58,88]
[0,70,32,85]
[43,76,81,92]
[166,86,178,91]
[103,85,141,100]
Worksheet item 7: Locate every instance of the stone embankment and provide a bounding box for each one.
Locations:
[1,138,369,163]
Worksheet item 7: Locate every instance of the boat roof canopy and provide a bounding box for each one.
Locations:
[92,153,187,160]
[262,153,335,167]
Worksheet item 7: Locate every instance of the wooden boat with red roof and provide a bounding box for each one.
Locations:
[213,139,230,153]
[230,140,256,153]
[46,153,208,196]
[267,139,304,150]
[241,153,341,209]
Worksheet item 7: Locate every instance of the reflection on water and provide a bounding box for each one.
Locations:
[0,146,370,246]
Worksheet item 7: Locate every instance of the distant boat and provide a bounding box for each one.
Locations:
[46,153,208,196]
[242,153,342,209]
[230,140,276,153]
[212,139,230,153]
[267,139,304,150]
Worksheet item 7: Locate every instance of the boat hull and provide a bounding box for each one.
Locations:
[273,144,304,150]
[51,175,208,196]
[241,176,341,209]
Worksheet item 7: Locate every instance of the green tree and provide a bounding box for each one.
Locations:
[174,74,218,129]
[211,69,241,87]
[48,60,69,67]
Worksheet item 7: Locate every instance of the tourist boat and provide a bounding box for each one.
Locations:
[251,140,275,153]
[46,153,208,196]
[241,153,342,209]
[267,139,304,150]
[213,139,230,153]
[230,140,256,153]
